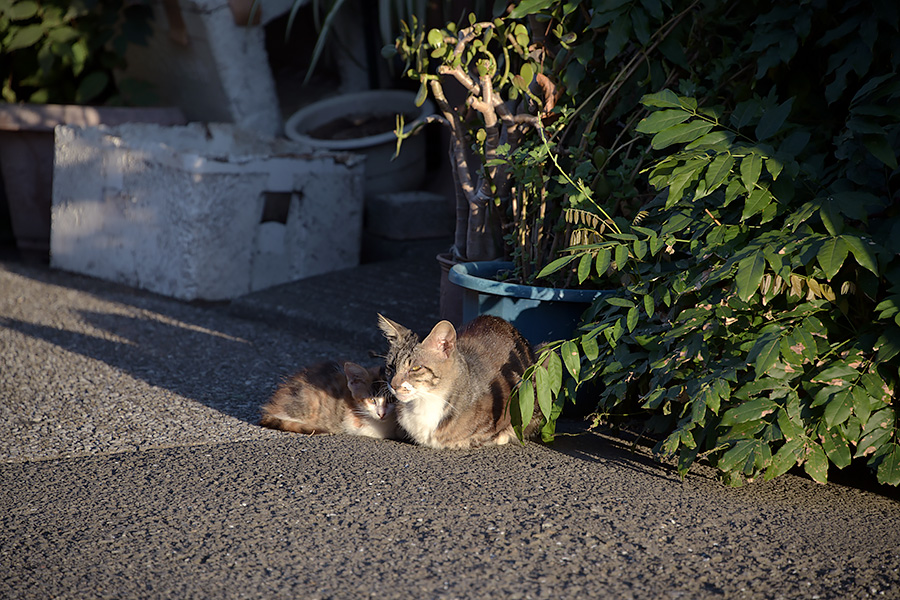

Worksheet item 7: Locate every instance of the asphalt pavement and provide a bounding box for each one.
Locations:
[2,243,900,600]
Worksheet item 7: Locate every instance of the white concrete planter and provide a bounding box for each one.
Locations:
[285,90,434,196]
[51,123,365,301]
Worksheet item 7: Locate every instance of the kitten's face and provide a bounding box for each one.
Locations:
[344,363,395,420]
[355,389,394,420]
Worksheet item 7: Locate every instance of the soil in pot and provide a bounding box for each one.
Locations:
[308,112,419,141]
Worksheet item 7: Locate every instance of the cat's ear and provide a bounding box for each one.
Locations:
[377,314,410,341]
[343,361,368,384]
[422,320,457,359]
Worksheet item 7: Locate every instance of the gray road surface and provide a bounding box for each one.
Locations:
[1,255,899,599]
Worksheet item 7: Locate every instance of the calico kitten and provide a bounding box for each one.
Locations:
[378,314,541,449]
[260,361,398,439]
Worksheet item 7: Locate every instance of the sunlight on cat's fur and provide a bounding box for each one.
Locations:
[260,361,398,439]
[378,314,540,449]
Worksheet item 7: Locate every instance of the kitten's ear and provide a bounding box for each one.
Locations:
[422,320,457,359]
[377,314,410,341]
[343,361,368,384]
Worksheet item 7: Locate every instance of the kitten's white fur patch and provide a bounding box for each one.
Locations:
[345,414,397,439]
[343,399,397,439]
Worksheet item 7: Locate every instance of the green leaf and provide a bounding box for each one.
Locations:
[856,426,892,459]
[742,188,771,221]
[46,25,79,44]
[426,28,444,47]
[577,252,592,284]
[535,367,552,421]
[6,23,44,51]
[877,443,900,486]
[863,134,899,170]
[605,297,635,308]
[704,386,720,414]
[819,425,852,469]
[414,80,428,107]
[851,385,874,427]
[641,89,681,109]
[750,334,781,379]
[594,247,611,277]
[777,408,805,442]
[560,340,580,378]
[632,239,648,260]
[75,71,108,104]
[718,440,756,474]
[816,237,849,281]
[686,131,735,150]
[842,235,879,275]
[755,98,794,141]
[765,157,784,181]
[508,0,555,18]
[811,362,858,383]
[740,153,762,192]
[720,398,778,426]
[730,99,761,129]
[516,379,535,431]
[537,254,578,279]
[626,306,639,332]
[581,334,599,361]
[823,389,853,429]
[643,293,655,319]
[704,153,734,192]
[614,243,628,270]
[635,109,691,134]
[7,1,40,20]
[803,442,829,484]
[736,249,766,301]
[766,439,803,480]
[818,200,843,235]
[604,16,631,63]
[650,121,715,150]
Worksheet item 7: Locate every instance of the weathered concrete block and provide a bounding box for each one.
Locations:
[51,123,364,301]
[365,191,454,241]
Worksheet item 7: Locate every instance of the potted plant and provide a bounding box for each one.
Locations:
[0,0,185,260]
[392,2,671,333]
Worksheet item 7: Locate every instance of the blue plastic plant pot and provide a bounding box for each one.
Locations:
[448,261,610,345]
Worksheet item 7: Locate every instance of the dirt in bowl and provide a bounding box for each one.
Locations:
[307,112,418,140]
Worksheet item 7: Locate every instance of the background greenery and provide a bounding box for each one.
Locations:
[0,0,155,105]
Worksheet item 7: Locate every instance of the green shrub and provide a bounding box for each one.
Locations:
[510,0,900,486]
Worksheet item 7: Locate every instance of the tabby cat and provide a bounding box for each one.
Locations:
[260,361,398,439]
[378,314,541,449]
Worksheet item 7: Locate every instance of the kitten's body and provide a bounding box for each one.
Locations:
[379,315,540,449]
[260,361,397,439]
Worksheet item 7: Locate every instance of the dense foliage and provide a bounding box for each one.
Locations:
[0,0,155,105]
[481,0,900,487]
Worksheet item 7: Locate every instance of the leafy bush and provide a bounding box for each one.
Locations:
[0,0,155,105]
[509,0,900,486]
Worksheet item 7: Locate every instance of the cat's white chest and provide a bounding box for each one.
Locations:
[398,389,450,446]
